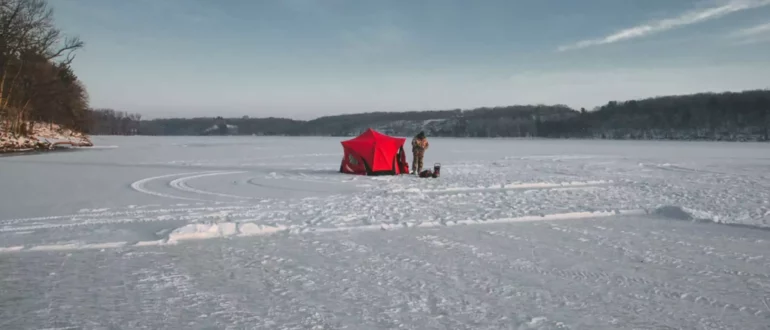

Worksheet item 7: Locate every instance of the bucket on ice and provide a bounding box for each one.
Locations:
[433,163,441,177]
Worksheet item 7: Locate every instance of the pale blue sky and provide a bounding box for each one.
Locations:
[53,0,770,119]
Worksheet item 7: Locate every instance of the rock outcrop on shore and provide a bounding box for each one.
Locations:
[0,122,92,153]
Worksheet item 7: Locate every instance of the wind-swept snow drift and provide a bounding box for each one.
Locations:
[166,222,288,242]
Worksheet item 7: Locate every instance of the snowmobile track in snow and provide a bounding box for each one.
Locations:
[130,171,218,201]
[130,171,252,201]
[168,171,252,200]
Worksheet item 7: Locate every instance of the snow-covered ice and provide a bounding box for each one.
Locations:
[1,136,769,329]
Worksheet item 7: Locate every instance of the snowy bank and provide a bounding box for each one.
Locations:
[0,122,92,154]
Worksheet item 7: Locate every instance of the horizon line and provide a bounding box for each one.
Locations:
[100,87,770,121]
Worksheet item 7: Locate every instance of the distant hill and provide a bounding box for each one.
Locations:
[86,89,770,141]
[537,89,770,141]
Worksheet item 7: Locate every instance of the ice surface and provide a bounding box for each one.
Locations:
[1,136,769,329]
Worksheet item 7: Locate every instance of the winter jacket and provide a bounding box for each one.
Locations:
[411,137,429,152]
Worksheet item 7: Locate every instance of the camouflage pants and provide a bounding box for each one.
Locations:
[412,150,424,172]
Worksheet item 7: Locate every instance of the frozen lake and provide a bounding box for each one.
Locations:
[1,136,769,329]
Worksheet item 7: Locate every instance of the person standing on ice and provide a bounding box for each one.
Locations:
[411,131,429,174]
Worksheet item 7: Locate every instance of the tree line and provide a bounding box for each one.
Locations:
[89,89,770,141]
[0,0,89,136]
[86,108,141,135]
[537,90,770,141]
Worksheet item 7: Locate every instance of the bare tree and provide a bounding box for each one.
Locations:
[0,0,84,135]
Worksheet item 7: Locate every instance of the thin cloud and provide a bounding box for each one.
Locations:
[729,21,770,44]
[730,21,770,37]
[558,0,770,52]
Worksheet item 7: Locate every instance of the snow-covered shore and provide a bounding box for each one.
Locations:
[0,122,92,154]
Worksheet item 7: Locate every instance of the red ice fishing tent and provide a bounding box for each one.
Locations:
[339,128,410,175]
